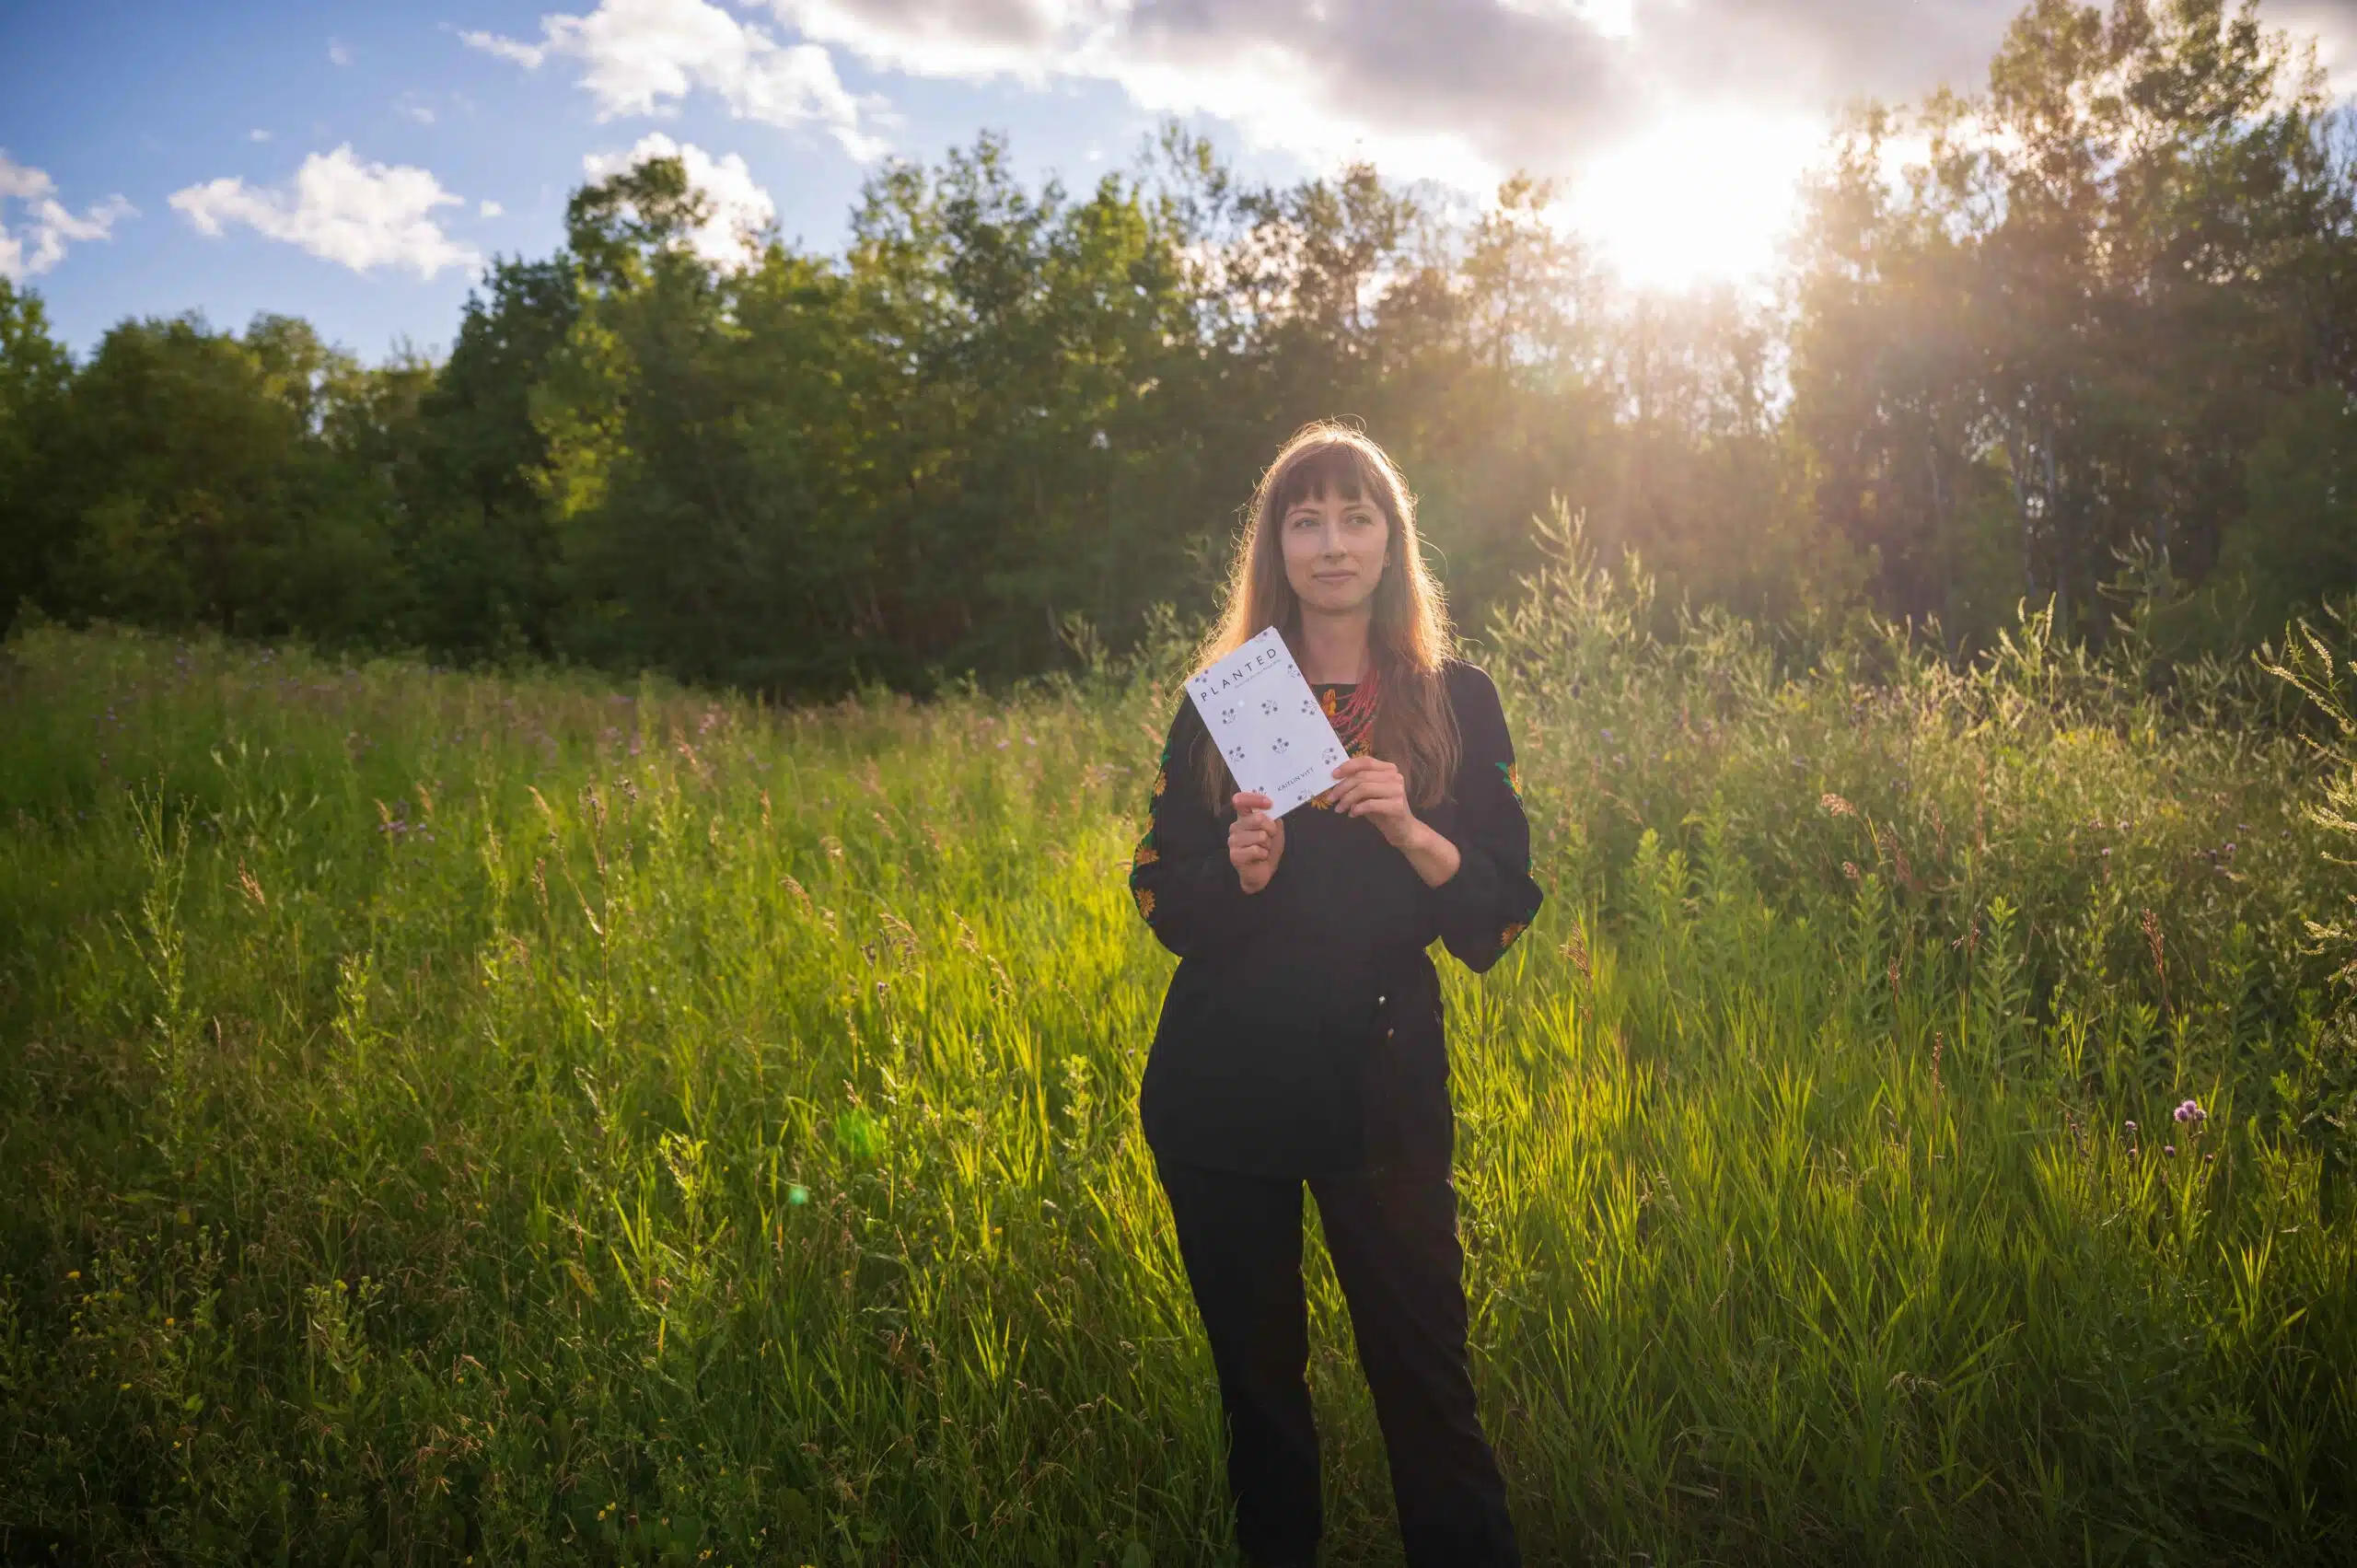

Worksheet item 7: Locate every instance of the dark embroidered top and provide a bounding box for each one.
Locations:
[1127,657,1544,1177]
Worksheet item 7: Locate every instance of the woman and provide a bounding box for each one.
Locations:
[1128,423,1542,1568]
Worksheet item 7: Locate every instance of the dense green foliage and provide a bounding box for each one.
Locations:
[2,517,2354,1560]
[1796,0,2357,650]
[5,0,2355,695]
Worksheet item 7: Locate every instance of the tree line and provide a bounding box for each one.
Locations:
[2,0,2352,696]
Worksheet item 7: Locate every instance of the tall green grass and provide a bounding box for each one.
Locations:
[2,529,2352,1563]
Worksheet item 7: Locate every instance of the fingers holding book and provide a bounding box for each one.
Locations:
[1228,791,1284,893]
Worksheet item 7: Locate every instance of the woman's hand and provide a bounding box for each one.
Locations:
[1326,756,1421,847]
[1328,756,1465,888]
[1228,791,1284,895]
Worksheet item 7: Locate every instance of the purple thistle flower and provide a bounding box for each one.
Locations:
[2174,1098,2205,1125]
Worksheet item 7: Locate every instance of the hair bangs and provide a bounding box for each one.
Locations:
[1270,441,1384,519]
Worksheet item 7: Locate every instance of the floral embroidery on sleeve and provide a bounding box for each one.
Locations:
[1128,701,1267,957]
[1497,759,1522,805]
[1130,750,1167,927]
[1129,818,1161,926]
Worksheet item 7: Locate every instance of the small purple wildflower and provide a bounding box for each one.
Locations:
[2164,1144,2177,1157]
[2173,1098,2205,1125]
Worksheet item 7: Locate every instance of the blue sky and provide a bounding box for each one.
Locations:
[6,0,2352,363]
[3,2,1261,359]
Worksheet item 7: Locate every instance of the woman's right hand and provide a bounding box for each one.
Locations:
[1229,792,1284,895]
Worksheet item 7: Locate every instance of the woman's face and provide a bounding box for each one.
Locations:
[1279,483,1389,616]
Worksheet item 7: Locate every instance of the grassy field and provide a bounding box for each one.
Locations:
[3,532,2355,1564]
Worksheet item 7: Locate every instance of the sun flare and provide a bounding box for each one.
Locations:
[1562,106,1828,293]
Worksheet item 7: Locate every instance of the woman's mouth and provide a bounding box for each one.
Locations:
[1314,570,1353,584]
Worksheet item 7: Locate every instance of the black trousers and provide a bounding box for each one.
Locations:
[1155,1157,1520,1568]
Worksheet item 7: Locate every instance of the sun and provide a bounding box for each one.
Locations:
[1562,106,1828,293]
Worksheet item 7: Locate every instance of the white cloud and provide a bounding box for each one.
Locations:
[725,0,1842,286]
[464,0,886,160]
[248,127,273,142]
[767,0,1082,84]
[479,198,505,217]
[329,38,353,66]
[168,145,481,279]
[397,94,438,125]
[458,29,547,68]
[761,0,1636,191]
[2274,2,2357,93]
[581,134,777,269]
[0,152,134,282]
[753,0,2351,197]
[447,0,2357,291]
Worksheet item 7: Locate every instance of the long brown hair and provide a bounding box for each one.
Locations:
[1190,421,1461,816]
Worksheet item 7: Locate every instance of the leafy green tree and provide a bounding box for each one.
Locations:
[402,258,581,660]
[536,152,805,682]
[0,277,72,634]
[2229,387,2357,631]
[534,137,1221,692]
[1793,0,2351,649]
[37,313,403,645]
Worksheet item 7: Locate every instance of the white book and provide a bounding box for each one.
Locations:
[1186,627,1350,819]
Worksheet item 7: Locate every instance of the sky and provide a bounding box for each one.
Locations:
[6,0,2355,363]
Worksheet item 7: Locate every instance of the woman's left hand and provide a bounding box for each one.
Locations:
[1326,755,1421,847]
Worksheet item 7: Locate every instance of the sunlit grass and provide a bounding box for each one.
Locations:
[1,554,2352,1562]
